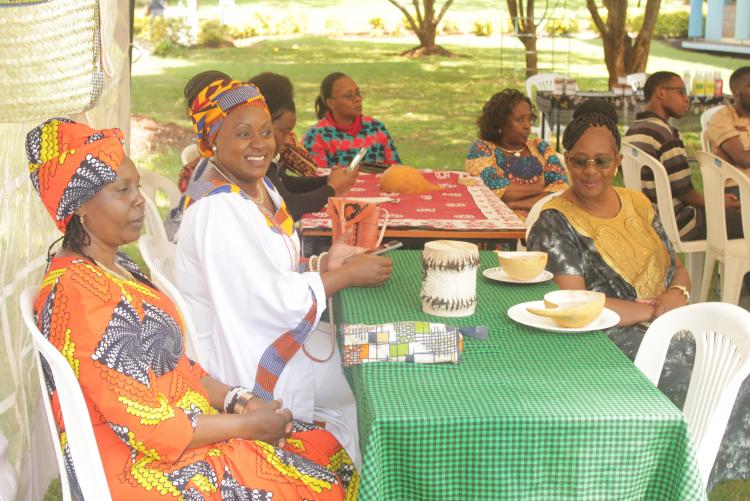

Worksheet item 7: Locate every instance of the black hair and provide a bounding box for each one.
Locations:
[643,71,680,100]
[477,89,534,143]
[248,72,296,120]
[315,72,347,119]
[183,70,231,107]
[729,66,750,93]
[46,214,96,264]
[562,99,621,151]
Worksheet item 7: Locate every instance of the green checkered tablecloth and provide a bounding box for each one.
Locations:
[333,251,706,501]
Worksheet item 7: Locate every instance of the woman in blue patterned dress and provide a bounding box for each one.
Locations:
[465,89,568,219]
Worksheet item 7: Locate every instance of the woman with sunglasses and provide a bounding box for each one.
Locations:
[304,72,401,168]
[527,99,750,490]
[465,89,568,219]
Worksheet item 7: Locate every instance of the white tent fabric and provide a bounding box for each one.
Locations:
[0,0,131,497]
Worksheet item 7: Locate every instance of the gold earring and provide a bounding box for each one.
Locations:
[79,214,86,227]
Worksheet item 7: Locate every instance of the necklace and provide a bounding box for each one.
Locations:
[210,162,300,270]
[498,143,526,157]
[95,259,134,281]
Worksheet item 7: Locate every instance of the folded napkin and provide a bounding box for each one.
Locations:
[341,321,487,367]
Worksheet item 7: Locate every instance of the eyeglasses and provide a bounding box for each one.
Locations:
[567,155,615,170]
[330,90,365,100]
[662,86,688,96]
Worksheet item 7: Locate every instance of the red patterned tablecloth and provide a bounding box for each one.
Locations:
[301,170,525,232]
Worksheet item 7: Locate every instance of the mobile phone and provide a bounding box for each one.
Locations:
[364,240,403,256]
[348,147,368,172]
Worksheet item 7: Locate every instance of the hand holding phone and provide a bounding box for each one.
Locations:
[348,147,368,172]
[364,240,403,256]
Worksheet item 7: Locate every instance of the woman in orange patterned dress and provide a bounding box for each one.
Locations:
[27,117,358,500]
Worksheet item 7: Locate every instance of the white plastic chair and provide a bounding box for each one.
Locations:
[700,106,724,153]
[19,287,112,501]
[138,235,201,364]
[139,169,181,241]
[526,73,566,139]
[620,142,706,298]
[696,151,750,304]
[700,105,724,130]
[520,191,563,251]
[625,72,648,92]
[180,143,199,166]
[634,302,750,487]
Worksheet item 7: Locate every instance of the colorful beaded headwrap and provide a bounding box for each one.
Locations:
[189,79,271,158]
[26,117,125,232]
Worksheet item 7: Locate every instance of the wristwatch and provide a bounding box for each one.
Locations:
[669,285,690,304]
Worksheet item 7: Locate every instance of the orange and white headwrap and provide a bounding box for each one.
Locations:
[26,118,125,233]
[189,79,270,158]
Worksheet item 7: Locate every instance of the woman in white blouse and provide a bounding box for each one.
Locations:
[174,79,392,465]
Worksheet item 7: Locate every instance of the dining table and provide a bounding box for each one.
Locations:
[300,170,526,249]
[331,250,706,500]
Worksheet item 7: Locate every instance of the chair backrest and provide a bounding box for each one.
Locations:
[180,143,199,166]
[700,128,712,153]
[618,141,644,192]
[633,302,750,486]
[525,191,563,241]
[697,151,744,252]
[139,169,180,241]
[700,105,723,131]
[625,72,648,92]
[19,287,112,501]
[620,142,704,253]
[525,73,564,97]
[138,235,201,363]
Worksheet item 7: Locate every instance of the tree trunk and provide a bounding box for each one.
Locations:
[387,0,456,57]
[587,0,661,88]
[507,0,540,77]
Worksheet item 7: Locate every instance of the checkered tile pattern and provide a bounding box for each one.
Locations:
[332,251,706,500]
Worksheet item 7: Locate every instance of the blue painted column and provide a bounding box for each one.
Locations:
[705,0,724,40]
[737,0,750,39]
[689,0,704,37]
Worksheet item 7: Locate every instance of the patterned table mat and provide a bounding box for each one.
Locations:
[301,171,525,232]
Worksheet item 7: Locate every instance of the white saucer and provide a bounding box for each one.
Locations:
[482,267,553,284]
[507,300,620,332]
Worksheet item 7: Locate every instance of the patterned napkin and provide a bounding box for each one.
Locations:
[341,321,487,367]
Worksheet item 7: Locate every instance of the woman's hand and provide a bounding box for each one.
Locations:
[341,254,393,287]
[327,165,359,196]
[241,405,294,448]
[652,288,689,318]
[239,397,284,416]
[325,238,366,271]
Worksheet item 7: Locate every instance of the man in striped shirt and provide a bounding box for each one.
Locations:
[625,71,742,240]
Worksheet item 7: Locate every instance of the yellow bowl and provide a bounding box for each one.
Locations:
[527,290,606,328]
[495,251,548,281]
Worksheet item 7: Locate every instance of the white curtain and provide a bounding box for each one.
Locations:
[0,1,131,498]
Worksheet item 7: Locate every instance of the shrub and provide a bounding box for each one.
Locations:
[628,11,689,38]
[441,18,461,35]
[369,17,386,32]
[198,19,232,48]
[545,17,579,36]
[277,14,307,35]
[135,16,191,56]
[473,20,493,37]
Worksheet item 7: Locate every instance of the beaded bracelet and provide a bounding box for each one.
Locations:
[232,391,255,414]
[317,252,329,272]
[309,254,320,272]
